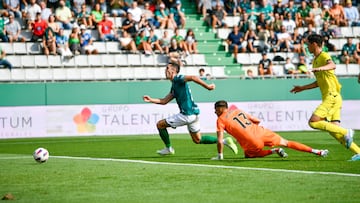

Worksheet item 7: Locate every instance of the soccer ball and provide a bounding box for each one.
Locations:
[33,148,49,163]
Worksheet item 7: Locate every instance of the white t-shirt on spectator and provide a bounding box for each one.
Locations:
[128,7,142,23]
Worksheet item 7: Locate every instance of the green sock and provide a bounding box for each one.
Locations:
[158,128,171,147]
[199,135,218,144]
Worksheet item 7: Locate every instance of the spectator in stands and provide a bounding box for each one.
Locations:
[273,0,285,19]
[168,38,185,66]
[55,0,73,30]
[309,0,323,27]
[297,53,310,76]
[72,0,86,18]
[199,0,212,20]
[244,27,258,53]
[77,3,91,28]
[226,25,246,62]
[79,24,98,55]
[245,69,255,80]
[46,0,60,12]
[159,30,171,54]
[154,2,169,29]
[40,1,52,21]
[239,13,251,33]
[276,25,292,52]
[282,12,296,34]
[268,30,278,52]
[171,27,190,55]
[258,0,274,24]
[90,3,104,28]
[246,0,259,24]
[122,12,137,37]
[184,28,198,54]
[30,12,47,41]
[258,52,273,76]
[257,26,270,53]
[344,0,360,27]
[170,0,186,29]
[209,2,227,30]
[0,1,8,17]
[119,30,137,53]
[329,0,347,26]
[142,2,158,28]
[127,1,142,23]
[25,0,41,30]
[322,4,331,23]
[47,14,60,34]
[136,28,153,55]
[256,12,268,32]
[147,28,164,53]
[269,12,282,33]
[341,37,360,65]
[110,0,126,17]
[292,27,303,53]
[0,44,12,70]
[199,68,206,80]
[56,28,73,60]
[5,0,21,18]
[296,0,312,27]
[98,13,119,41]
[319,21,336,51]
[283,56,298,76]
[6,13,25,42]
[283,0,296,21]
[224,0,239,16]
[302,23,316,40]
[42,27,56,55]
[0,14,8,42]
[69,26,84,55]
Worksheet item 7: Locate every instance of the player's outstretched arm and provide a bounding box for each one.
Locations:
[143,93,174,105]
[185,75,216,90]
[290,81,318,94]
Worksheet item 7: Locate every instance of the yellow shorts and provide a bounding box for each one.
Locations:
[314,92,342,122]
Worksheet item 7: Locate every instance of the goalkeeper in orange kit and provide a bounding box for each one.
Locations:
[212,100,329,160]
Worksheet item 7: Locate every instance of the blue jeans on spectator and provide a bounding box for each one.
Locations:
[101,34,118,42]
[0,59,13,70]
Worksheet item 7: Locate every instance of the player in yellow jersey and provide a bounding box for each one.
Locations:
[290,34,360,161]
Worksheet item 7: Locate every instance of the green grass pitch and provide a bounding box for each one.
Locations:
[0,131,359,203]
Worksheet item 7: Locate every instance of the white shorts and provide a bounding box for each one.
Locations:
[166,113,200,133]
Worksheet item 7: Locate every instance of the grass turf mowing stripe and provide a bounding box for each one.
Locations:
[50,155,360,178]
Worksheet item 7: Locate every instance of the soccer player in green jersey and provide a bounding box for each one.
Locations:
[290,34,360,161]
[143,62,238,156]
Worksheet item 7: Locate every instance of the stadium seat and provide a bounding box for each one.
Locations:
[127,54,142,66]
[11,69,25,81]
[26,42,42,54]
[347,64,359,75]
[13,42,27,54]
[88,55,102,67]
[217,28,231,40]
[155,54,168,66]
[106,67,121,80]
[39,68,53,81]
[140,54,155,66]
[25,69,40,81]
[114,54,128,67]
[62,56,76,67]
[48,55,63,67]
[106,41,121,54]
[340,27,353,38]
[236,53,251,65]
[52,68,67,80]
[146,67,163,79]
[210,66,226,78]
[21,55,36,68]
[191,54,207,65]
[101,54,116,67]
[0,42,14,55]
[80,68,95,80]
[335,64,348,76]
[273,64,285,76]
[0,69,11,81]
[119,67,135,79]
[93,67,108,80]
[74,55,89,67]
[66,68,81,80]
[34,55,49,68]
[114,17,123,28]
[6,55,22,68]
[249,53,262,64]
[93,42,107,54]
[20,30,32,41]
[353,27,360,37]
[133,67,149,79]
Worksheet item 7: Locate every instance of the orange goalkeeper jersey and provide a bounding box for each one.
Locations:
[217,108,279,151]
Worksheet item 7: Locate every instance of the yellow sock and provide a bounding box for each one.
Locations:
[309,121,347,135]
[349,143,360,154]
[329,132,360,154]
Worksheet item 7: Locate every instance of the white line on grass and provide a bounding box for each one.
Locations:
[52,155,360,178]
